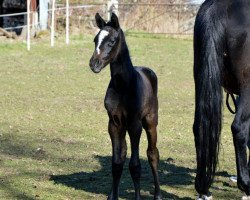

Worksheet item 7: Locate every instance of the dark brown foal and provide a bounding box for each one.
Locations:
[89,13,162,200]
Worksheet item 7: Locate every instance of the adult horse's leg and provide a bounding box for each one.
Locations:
[142,113,162,200]
[108,118,127,200]
[231,92,250,196]
[248,139,250,174]
[128,119,143,200]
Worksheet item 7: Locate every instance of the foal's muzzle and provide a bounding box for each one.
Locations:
[89,57,103,73]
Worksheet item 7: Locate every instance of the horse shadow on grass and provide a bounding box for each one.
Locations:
[50,155,195,200]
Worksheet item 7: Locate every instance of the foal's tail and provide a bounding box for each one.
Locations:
[193,3,225,195]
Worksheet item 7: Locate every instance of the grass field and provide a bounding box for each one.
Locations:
[0,34,243,199]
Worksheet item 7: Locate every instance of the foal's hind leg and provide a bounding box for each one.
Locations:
[231,93,250,196]
[128,119,143,200]
[142,113,162,200]
[108,119,127,200]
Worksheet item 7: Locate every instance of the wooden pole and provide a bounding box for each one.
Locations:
[51,0,55,47]
[66,0,69,45]
[27,0,30,51]
[0,28,17,39]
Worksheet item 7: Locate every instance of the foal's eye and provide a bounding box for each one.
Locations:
[108,40,115,47]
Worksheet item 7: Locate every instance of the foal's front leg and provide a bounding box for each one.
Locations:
[108,118,127,200]
[128,119,143,200]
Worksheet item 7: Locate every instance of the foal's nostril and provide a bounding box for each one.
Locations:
[89,57,101,70]
[89,58,103,73]
[95,59,100,66]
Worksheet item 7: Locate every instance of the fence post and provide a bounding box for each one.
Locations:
[39,0,49,30]
[27,0,30,51]
[66,0,69,45]
[107,0,118,20]
[51,0,55,47]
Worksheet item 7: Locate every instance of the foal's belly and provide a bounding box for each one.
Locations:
[104,87,148,123]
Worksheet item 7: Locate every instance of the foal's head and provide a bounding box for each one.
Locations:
[89,13,121,73]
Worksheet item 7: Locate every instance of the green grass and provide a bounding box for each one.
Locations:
[0,34,242,199]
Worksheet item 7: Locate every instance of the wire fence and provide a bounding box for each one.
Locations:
[0,2,201,50]
[118,3,199,35]
[0,2,200,34]
[52,2,200,35]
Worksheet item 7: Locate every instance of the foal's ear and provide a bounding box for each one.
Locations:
[95,13,106,29]
[110,12,120,30]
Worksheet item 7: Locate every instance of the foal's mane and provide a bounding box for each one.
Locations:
[111,28,133,69]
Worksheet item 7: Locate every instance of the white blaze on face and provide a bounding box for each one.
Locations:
[96,30,109,55]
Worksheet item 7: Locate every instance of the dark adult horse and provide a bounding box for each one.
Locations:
[193,0,250,199]
[89,13,162,200]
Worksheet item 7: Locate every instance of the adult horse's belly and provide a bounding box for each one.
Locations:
[222,67,240,95]
[226,2,250,93]
[227,34,250,93]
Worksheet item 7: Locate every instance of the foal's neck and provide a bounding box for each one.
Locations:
[110,31,134,91]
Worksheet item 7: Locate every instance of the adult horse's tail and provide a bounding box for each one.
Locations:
[193,1,225,196]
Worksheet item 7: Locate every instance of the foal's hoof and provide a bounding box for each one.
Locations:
[154,195,162,200]
[242,196,250,200]
[197,195,213,200]
[107,194,117,200]
[107,197,116,200]
[107,196,112,200]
